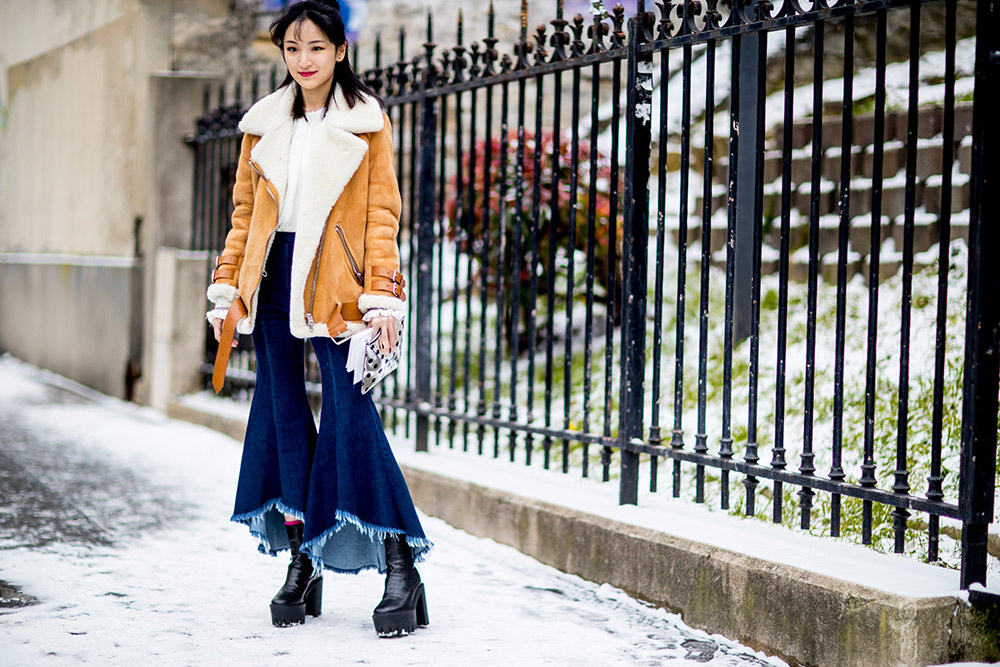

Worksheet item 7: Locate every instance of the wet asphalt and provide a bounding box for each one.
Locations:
[0,380,186,607]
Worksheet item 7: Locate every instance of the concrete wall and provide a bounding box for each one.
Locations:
[132,72,224,406]
[0,257,136,393]
[0,1,231,399]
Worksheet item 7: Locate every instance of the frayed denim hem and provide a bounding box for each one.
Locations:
[231,500,432,573]
[301,508,433,574]
[231,498,305,556]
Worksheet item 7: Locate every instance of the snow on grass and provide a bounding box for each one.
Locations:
[414,228,997,579]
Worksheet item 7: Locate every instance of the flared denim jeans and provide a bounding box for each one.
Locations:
[231,232,430,573]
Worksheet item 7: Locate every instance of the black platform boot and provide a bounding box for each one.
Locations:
[270,522,323,627]
[372,535,429,637]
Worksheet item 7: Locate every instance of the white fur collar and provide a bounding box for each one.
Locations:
[237,83,385,339]
[238,83,385,137]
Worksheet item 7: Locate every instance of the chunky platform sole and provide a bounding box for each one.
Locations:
[270,577,323,627]
[373,583,429,637]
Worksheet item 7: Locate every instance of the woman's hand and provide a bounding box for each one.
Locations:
[369,316,399,355]
[212,319,238,347]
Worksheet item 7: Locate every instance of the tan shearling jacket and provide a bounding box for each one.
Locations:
[205,84,405,339]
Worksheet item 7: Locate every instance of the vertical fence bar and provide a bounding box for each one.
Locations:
[563,16,585,475]
[526,24,547,468]
[894,0,920,552]
[603,8,625,484]
[494,63,512,460]
[649,7,672,493]
[619,9,651,506]
[959,0,1000,590]
[725,32,742,511]
[673,37,693,500]
[861,8,887,545]
[582,8,605,479]
[435,62,448,448]
[415,19,438,453]
[510,6,529,465]
[772,24,794,525]
[830,14,854,538]
[478,26,497,459]
[800,20,824,528]
[927,0,957,563]
[544,8,567,472]
[696,37,715,505]
[744,26,767,515]
[450,72,464,449]
[457,25,475,455]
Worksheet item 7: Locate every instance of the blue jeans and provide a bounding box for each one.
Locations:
[231,232,429,573]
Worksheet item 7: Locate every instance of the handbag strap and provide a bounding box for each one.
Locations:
[213,298,247,393]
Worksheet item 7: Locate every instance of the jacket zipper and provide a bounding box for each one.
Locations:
[335,224,365,287]
[306,228,327,332]
[247,159,278,318]
[249,160,279,208]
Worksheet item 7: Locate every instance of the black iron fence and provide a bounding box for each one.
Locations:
[188,0,999,592]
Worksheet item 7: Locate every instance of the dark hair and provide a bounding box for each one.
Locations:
[269,0,381,118]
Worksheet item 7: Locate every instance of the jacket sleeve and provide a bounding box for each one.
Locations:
[206,133,255,321]
[357,114,406,316]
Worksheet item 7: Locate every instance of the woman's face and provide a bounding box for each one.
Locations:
[282,18,345,100]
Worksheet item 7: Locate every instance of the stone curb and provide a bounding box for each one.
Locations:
[170,399,999,667]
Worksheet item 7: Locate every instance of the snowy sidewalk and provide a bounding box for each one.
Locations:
[0,357,784,667]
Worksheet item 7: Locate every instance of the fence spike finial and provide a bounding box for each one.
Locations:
[520,0,529,42]
[515,0,532,69]
[551,0,570,61]
[458,9,464,45]
[484,2,498,76]
[588,0,608,54]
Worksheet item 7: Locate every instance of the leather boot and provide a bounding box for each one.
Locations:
[270,522,323,627]
[372,534,429,636]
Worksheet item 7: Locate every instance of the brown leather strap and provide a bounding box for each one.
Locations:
[325,302,363,336]
[326,304,348,337]
[213,298,247,394]
[371,266,405,287]
[340,302,363,320]
[371,279,406,300]
[216,254,242,268]
[212,267,236,281]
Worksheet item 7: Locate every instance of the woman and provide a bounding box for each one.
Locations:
[205,0,430,636]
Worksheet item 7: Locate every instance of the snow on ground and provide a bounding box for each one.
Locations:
[0,356,785,667]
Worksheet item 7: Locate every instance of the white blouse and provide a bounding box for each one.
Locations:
[275,108,325,232]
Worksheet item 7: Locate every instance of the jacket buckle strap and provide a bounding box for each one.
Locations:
[212,266,237,282]
[370,278,406,301]
[371,266,406,288]
[216,254,242,268]
[325,304,348,337]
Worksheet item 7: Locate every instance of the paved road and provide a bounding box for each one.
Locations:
[0,358,784,666]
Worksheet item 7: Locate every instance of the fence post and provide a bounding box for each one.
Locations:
[414,17,438,453]
[619,10,653,505]
[959,0,1000,590]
